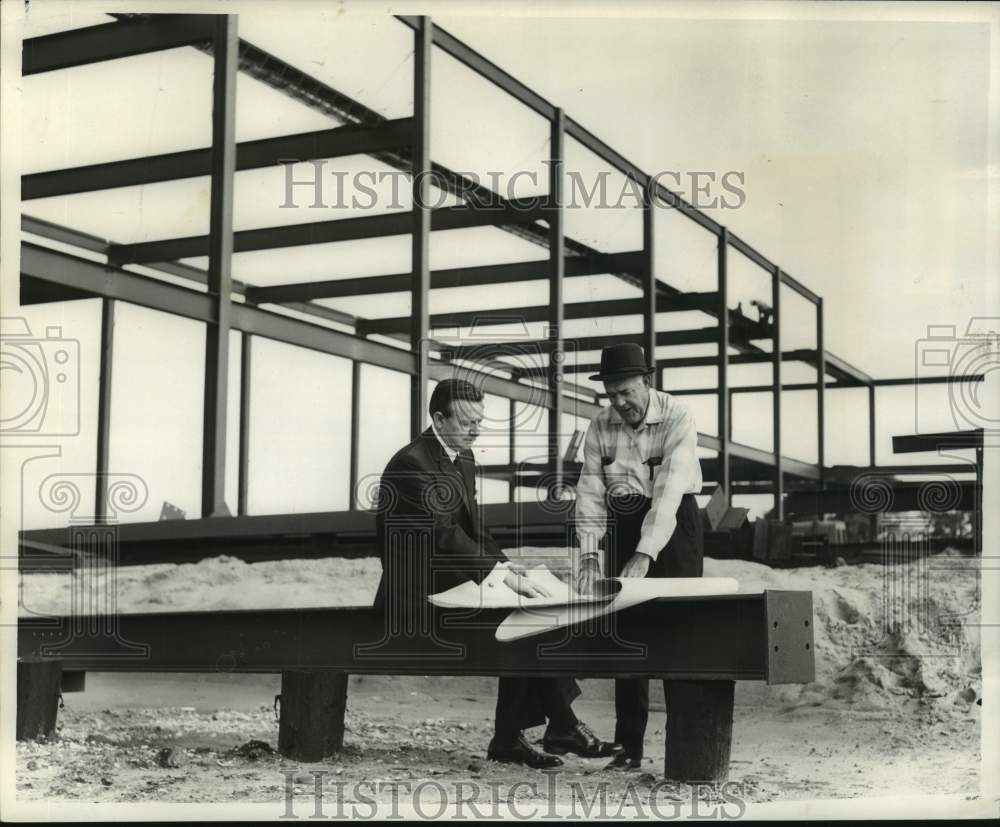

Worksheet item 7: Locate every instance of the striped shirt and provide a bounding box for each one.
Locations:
[575,388,702,566]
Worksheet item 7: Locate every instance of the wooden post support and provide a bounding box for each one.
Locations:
[664,679,735,783]
[17,659,63,741]
[277,671,349,761]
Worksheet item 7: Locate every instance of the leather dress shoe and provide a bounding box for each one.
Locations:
[605,750,642,771]
[487,733,563,769]
[543,721,619,758]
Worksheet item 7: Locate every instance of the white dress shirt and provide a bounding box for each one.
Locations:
[431,421,459,462]
[575,388,702,566]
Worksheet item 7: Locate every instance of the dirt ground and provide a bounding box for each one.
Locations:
[14,677,981,809]
[15,549,987,810]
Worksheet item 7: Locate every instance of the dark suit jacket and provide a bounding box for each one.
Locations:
[373,427,507,614]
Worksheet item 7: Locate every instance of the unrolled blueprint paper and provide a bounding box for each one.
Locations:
[495,576,740,641]
[427,563,739,641]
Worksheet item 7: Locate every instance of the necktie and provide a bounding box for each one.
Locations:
[454,451,474,504]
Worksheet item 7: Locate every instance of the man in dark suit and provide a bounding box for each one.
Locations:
[373,378,616,768]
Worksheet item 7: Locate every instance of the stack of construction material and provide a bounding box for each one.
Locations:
[701,486,752,560]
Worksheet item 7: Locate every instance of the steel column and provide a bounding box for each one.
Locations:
[237,333,252,516]
[410,16,432,439]
[548,109,566,493]
[94,298,115,521]
[509,398,517,503]
[717,228,730,503]
[975,446,983,555]
[728,391,734,441]
[868,384,876,467]
[816,298,826,511]
[772,268,783,520]
[643,181,657,387]
[349,361,362,509]
[201,15,238,518]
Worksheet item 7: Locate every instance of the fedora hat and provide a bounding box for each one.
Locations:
[589,343,655,382]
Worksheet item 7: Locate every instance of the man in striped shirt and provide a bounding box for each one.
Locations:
[574,343,705,770]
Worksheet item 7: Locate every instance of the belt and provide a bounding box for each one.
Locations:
[607,491,648,502]
[606,491,650,517]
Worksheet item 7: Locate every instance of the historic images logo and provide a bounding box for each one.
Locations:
[278,164,747,212]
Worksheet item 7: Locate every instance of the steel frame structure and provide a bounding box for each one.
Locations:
[18,13,984,535]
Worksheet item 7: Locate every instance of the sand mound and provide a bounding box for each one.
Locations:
[18,555,382,616]
[703,550,982,715]
[20,548,982,715]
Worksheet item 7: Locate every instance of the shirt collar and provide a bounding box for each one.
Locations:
[431,420,459,462]
[607,388,666,430]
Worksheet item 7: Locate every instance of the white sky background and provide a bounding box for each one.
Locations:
[6,0,998,526]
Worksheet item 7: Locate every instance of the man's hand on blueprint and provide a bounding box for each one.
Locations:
[503,571,553,599]
[575,558,601,596]
[620,552,652,579]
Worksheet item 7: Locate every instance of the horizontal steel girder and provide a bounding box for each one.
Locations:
[22,119,414,200]
[784,480,977,514]
[107,200,549,265]
[482,441,820,483]
[20,242,416,372]
[22,216,376,333]
[17,590,815,684]
[22,14,215,75]
[245,251,645,304]
[360,292,720,337]
[16,502,578,556]
[559,350,877,386]
[892,430,983,453]
[669,375,982,394]
[440,323,770,360]
[871,375,985,387]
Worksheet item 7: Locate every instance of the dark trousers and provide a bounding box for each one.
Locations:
[606,493,703,759]
[494,677,581,743]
